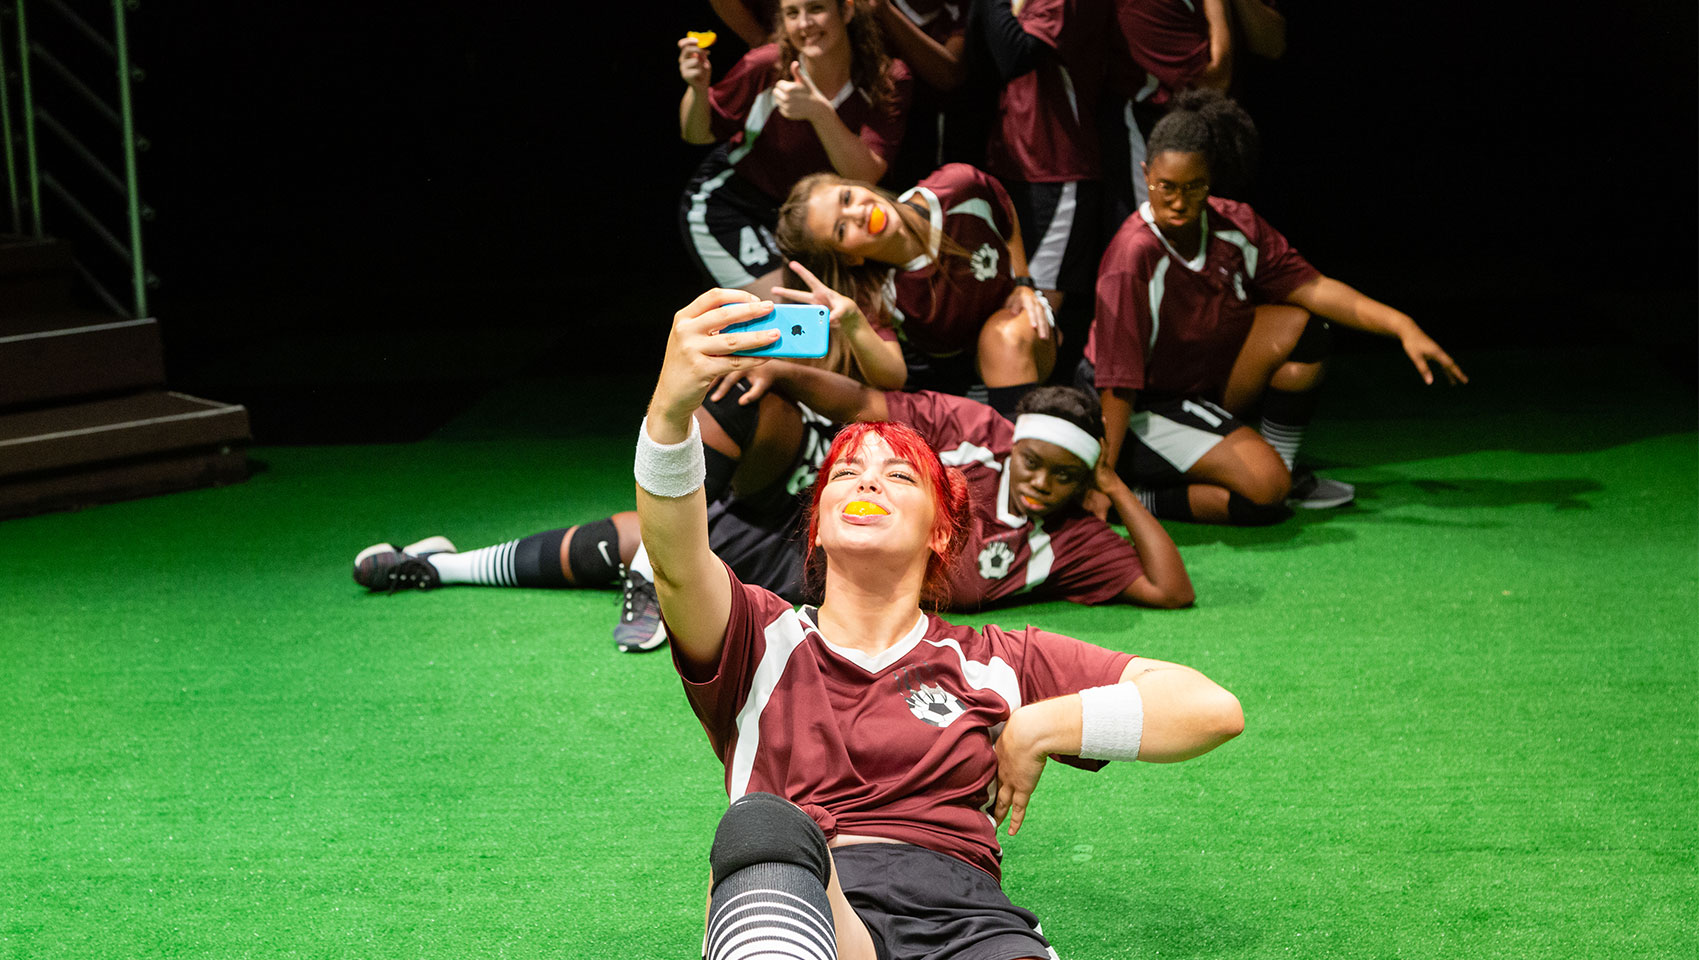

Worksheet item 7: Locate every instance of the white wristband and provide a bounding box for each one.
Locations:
[634,415,706,498]
[1078,682,1144,762]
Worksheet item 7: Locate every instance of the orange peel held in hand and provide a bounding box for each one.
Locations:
[687,30,718,48]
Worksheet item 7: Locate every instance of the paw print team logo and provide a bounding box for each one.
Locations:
[970,243,999,281]
[977,540,1016,580]
[895,664,965,728]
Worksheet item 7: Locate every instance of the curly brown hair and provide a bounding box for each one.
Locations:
[771,0,899,118]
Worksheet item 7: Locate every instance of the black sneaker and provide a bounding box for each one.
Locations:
[1287,470,1355,509]
[353,536,456,592]
[613,567,667,653]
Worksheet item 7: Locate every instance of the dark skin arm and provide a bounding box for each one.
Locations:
[1090,386,1138,520]
[1097,471,1194,608]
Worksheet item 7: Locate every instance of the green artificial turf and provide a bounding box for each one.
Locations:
[1,349,1693,958]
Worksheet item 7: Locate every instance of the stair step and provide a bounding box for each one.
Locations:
[0,445,249,520]
[0,390,250,479]
[0,314,165,407]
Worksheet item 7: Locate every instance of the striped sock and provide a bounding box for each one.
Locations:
[705,862,837,960]
[1258,388,1319,470]
[428,540,519,586]
[1258,420,1304,470]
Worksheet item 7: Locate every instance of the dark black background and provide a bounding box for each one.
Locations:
[116,2,1694,441]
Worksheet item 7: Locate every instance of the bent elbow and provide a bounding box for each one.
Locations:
[1212,690,1245,743]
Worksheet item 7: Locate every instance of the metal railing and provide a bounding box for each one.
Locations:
[0,0,153,319]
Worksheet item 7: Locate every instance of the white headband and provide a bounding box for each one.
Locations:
[1010,414,1101,469]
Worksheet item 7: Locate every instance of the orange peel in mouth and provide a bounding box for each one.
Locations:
[844,500,889,516]
[687,30,718,48]
[868,205,886,235]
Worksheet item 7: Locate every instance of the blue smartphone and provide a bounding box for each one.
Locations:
[725,304,830,359]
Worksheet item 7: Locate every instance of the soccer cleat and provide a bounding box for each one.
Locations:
[353,536,457,592]
[613,566,668,653]
[1287,469,1355,509]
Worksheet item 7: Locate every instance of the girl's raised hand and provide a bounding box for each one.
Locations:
[653,290,780,426]
[772,61,832,122]
[678,36,711,88]
[771,260,866,331]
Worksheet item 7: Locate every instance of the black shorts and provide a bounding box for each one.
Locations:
[706,404,841,602]
[901,343,982,398]
[833,843,1055,960]
[1001,179,1102,296]
[678,145,786,287]
[1075,358,1244,487]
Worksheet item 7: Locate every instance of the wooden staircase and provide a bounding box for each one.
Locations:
[0,236,250,519]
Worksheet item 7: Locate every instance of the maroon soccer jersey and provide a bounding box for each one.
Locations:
[1108,0,1209,102]
[984,0,1112,183]
[884,390,1146,607]
[673,566,1136,879]
[1086,198,1320,400]
[709,45,914,201]
[885,164,1020,356]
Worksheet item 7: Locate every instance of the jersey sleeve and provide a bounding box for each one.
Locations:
[1244,205,1321,303]
[1089,225,1156,391]
[668,560,795,761]
[1005,624,1135,771]
[883,390,1013,454]
[1042,513,1146,605]
[858,59,914,162]
[708,45,779,142]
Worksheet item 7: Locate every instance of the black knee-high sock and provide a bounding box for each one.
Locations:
[1144,486,1193,521]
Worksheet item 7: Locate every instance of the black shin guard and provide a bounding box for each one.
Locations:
[561,518,622,587]
[706,793,836,960]
[1287,315,1333,364]
[1227,492,1291,526]
[513,529,571,588]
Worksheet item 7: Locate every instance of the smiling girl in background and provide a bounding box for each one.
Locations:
[678,0,913,296]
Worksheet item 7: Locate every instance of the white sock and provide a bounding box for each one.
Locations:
[428,541,518,586]
[627,541,655,581]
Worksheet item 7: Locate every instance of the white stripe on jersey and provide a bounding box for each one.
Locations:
[727,89,778,166]
[1058,65,1079,123]
[1028,181,1077,290]
[938,440,1002,473]
[895,185,945,270]
[1147,256,1170,353]
[1213,228,1260,279]
[728,607,814,800]
[944,197,999,235]
[1123,101,1150,209]
[687,166,758,287]
[916,635,1023,715]
[1020,527,1054,594]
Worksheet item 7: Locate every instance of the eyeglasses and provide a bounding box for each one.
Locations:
[1148,180,1210,202]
